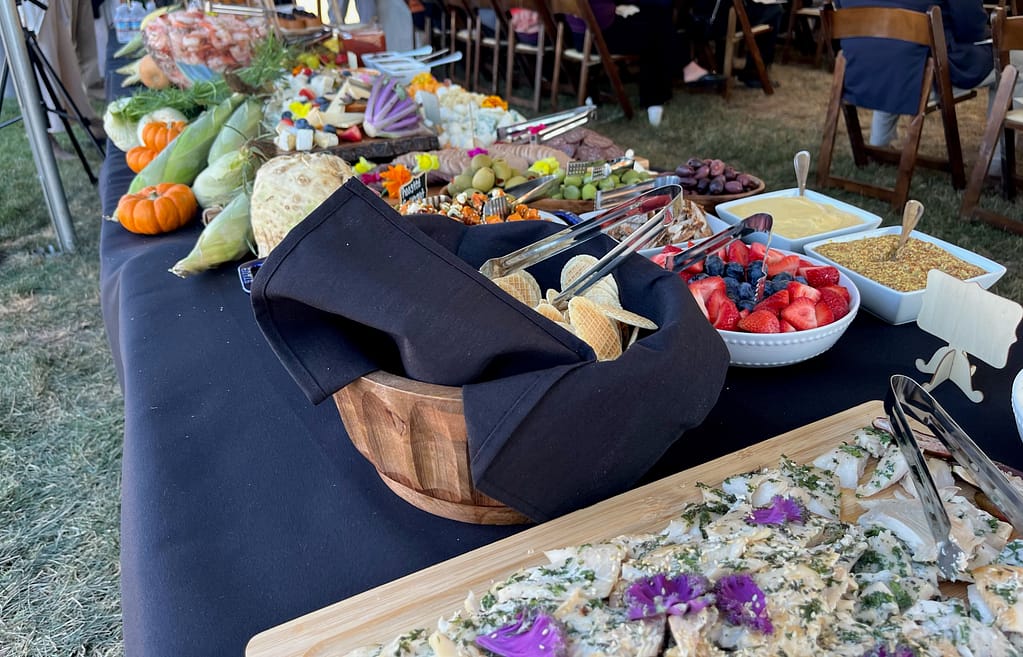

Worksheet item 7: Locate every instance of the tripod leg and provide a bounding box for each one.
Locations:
[25,33,99,183]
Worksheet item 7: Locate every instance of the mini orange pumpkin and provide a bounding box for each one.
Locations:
[125,145,158,173]
[116,183,197,235]
[141,120,185,152]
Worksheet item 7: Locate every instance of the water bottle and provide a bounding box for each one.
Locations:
[114,1,133,44]
[129,1,147,39]
[145,0,156,12]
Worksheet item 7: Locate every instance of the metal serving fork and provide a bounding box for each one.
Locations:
[884,374,1023,581]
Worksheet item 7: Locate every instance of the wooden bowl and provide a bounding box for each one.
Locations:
[685,175,766,214]
[333,371,531,525]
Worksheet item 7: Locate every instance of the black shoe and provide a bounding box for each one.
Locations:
[686,73,727,87]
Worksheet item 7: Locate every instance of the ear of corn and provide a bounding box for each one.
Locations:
[170,191,253,278]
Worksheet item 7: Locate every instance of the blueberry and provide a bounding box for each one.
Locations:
[295,118,310,129]
[724,262,745,281]
[724,277,740,300]
[795,276,807,284]
[281,110,293,119]
[705,254,725,277]
[737,299,755,312]
[316,96,328,105]
[738,281,754,300]
[689,273,709,281]
[323,124,337,133]
[763,280,780,297]
[773,271,793,284]
[747,261,764,282]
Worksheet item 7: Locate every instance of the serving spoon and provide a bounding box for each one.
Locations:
[794,150,810,196]
[887,199,924,261]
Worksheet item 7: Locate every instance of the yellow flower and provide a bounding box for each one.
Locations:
[288,101,311,118]
[480,95,508,110]
[354,156,375,174]
[380,164,413,197]
[528,157,560,176]
[413,153,440,173]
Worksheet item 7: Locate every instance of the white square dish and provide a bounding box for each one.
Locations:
[804,227,1007,325]
[715,189,883,253]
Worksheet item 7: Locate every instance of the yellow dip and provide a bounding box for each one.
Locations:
[728,197,863,239]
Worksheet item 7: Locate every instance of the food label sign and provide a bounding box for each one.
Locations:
[400,173,428,203]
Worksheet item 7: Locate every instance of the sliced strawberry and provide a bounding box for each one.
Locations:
[738,308,750,319]
[338,125,363,142]
[737,309,781,333]
[766,254,801,277]
[650,244,683,268]
[753,289,790,316]
[820,284,851,304]
[691,290,709,319]
[787,281,822,302]
[706,290,731,318]
[803,266,841,288]
[711,298,741,330]
[815,300,836,326]
[818,288,850,320]
[780,297,819,330]
[726,241,750,267]
[780,319,797,332]
[684,259,704,275]
[749,242,767,261]
[679,270,698,283]
[688,276,726,305]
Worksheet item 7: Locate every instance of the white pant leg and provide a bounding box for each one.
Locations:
[869,110,900,147]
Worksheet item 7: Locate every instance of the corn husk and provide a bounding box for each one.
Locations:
[170,191,252,278]
[250,153,355,257]
[127,94,243,194]
[207,98,264,165]
[193,149,256,209]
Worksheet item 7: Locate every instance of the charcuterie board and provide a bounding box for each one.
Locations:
[245,401,889,657]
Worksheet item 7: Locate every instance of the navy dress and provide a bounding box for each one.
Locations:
[838,0,992,115]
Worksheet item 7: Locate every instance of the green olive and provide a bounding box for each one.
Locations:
[563,174,584,187]
[581,183,598,200]
[472,167,496,192]
[562,184,581,200]
[470,154,493,171]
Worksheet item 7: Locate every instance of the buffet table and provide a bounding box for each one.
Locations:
[98,39,1023,657]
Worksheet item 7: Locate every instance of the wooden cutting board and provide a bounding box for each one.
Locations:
[246,401,884,657]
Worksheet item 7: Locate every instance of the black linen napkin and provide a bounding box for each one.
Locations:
[252,179,729,521]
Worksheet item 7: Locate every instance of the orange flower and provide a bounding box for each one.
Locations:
[481,95,508,110]
[380,164,413,197]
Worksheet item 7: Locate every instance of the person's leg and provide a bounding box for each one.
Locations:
[869,110,899,148]
[602,0,675,108]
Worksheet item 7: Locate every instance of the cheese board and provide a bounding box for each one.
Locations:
[246,401,900,657]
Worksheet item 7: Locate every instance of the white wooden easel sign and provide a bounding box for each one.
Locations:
[915,270,1023,402]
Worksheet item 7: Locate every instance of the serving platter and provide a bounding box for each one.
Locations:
[246,401,890,657]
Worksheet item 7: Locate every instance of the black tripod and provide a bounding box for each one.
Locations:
[0,0,105,184]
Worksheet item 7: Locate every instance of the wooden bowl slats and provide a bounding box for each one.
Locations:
[333,371,531,525]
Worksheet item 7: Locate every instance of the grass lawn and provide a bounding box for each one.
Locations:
[0,59,1020,656]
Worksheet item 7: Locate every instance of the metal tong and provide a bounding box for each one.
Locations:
[595,174,681,210]
[884,374,1023,581]
[496,105,597,144]
[479,184,683,282]
[667,213,774,274]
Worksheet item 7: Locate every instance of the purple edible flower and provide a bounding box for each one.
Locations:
[527,123,546,135]
[714,573,773,634]
[360,171,381,185]
[475,612,566,657]
[625,573,713,621]
[862,645,916,657]
[746,495,805,526]
[467,147,490,158]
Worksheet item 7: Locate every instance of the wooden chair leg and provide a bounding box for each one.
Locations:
[844,104,868,167]
[816,51,846,190]
[723,9,736,101]
[892,112,925,209]
[533,25,545,112]
[579,30,592,107]
[781,0,801,64]
[505,33,515,103]
[472,17,483,91]
[733,0,773,95]
[551,23,564,110]
[491,23,501,95]
[1003,125,1017,200]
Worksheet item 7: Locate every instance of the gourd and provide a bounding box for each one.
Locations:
[115,183,197,234]
[124,120,185,173]
[138,54,170,89]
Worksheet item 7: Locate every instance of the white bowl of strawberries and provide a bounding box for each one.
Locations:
[662,241,860,367]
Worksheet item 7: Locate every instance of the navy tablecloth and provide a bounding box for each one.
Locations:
[99,35,1023,657]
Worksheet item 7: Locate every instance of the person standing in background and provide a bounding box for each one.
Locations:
[689,0,784,88]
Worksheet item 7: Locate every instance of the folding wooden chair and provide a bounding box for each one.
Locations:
[471,0,507,93]
[446,0,476,85]
[721,0,775,99]
[960,8,1023,233]
[548,0,638,118]
[501,0,558,111]
[781,0,834,67]
[817,5,975,210]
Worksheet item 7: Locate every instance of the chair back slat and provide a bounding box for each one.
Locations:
[825,6,931,44]
[994,8,1023,66]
